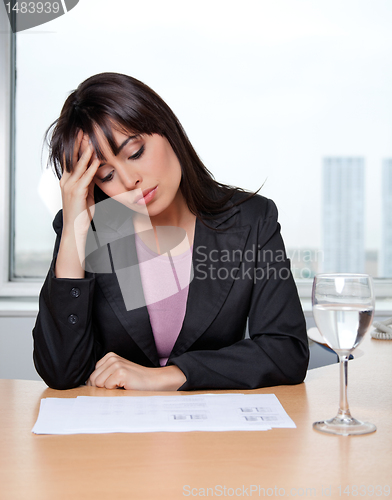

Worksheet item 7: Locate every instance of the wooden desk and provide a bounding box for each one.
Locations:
[1,336,391,500]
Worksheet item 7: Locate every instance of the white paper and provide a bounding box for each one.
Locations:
[32,393,296,435]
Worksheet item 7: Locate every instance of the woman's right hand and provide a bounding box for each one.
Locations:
[60,130,101,237]
[55,131,101,279]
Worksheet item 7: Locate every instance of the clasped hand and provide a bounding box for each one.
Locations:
[87,352,186,391]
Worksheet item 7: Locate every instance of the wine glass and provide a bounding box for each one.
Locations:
[312,273,376,436]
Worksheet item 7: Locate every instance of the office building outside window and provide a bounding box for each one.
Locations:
[322,157,365,274]
[381,159,392,277]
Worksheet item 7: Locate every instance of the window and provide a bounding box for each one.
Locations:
[1,0,392,306]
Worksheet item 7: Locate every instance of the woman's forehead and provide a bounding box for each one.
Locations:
[79,124,137,157]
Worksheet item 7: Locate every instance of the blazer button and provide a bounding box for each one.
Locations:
[68,314,78,325]
[70,287,81,298]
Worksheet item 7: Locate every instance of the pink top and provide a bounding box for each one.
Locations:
[135,234,193,366]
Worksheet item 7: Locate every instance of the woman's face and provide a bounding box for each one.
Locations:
[80,128,183,220]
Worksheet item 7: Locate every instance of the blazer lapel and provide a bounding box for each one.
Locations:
[169,205,251,359]
[95,270,160,367]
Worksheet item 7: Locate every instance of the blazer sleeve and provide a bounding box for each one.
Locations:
[169,199,310,390]
[32,210,97,389]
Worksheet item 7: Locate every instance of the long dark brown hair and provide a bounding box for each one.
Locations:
[46,72,257,220]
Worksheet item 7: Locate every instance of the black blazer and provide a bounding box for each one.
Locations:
[33,193,309,390]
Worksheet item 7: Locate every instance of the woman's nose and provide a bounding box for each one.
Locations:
[117,164,142,190]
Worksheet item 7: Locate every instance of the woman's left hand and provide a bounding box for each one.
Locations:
[86,352,186,391]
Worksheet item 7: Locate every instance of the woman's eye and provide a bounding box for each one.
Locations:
[129,145,145,160]
[100,171,114,183]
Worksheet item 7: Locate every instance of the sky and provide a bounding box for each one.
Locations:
[12,0,392,273]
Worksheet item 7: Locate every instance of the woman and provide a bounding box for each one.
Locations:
[33,72,309,391]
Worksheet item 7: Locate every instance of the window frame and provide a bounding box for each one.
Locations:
[0,10,41,297]
[0,7,391,308]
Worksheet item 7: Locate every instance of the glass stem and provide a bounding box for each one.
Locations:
[338,355,351,418]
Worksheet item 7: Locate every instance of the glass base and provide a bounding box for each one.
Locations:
[313,416,376,436]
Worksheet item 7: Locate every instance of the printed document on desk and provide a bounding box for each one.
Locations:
[32,393,296,434]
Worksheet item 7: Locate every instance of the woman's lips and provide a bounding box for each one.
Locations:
[135,186,158,205]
